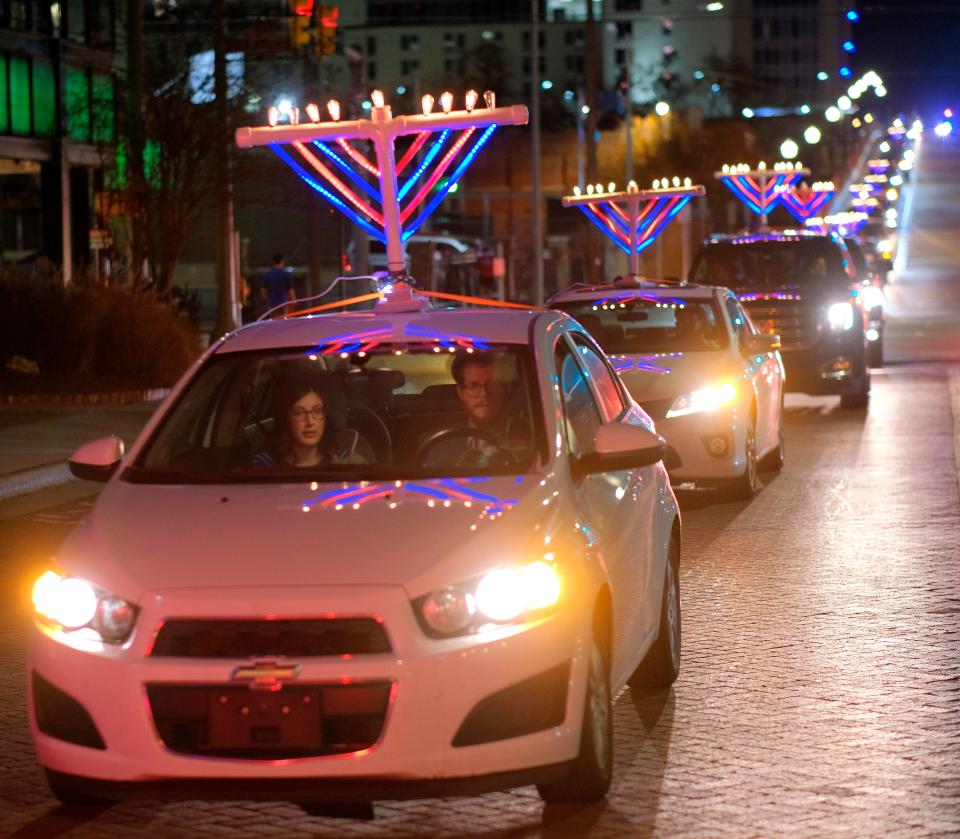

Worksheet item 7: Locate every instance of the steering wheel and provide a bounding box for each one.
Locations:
[414,427,517,468]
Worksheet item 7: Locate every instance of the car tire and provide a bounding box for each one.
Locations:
[725,415,759,499]
[44,770,115,808]
[760,407,785,472]
[536,635,613,804]
[840,372,870,409]
[867,337,884,369]
[628,535,681,689]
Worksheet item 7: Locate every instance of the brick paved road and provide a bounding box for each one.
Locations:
[2,147,959,837]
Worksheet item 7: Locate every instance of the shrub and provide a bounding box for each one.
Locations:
[0,275,201,390]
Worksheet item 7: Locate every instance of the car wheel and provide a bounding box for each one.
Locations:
[629,535,681,688]
[536,635,613,804]
[840,372,870,409]
[725,415,759,499]
[760,407,785,472]
[867,337,884,369]
[44,770,116,808]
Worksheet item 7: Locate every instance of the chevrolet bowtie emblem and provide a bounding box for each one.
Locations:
[232,660,301,691]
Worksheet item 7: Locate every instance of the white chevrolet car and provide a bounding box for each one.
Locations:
[29,288,681,810]
[549,280,785,498]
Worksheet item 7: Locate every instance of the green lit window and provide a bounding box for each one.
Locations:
[91,73,114,142]
[32,61,56,136]
[66,67,90,140]
[10,56,31,135]
[0,56,8,133]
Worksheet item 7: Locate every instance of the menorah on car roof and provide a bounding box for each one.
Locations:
[714,161,811,227]
[235,89,528,283]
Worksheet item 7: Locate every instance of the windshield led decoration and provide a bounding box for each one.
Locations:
[236,92,528,278]
[611,353,682,374]
[776,181,836,223]
[804,211,870,237]
[714,162,810,226]
[562,181,705,278]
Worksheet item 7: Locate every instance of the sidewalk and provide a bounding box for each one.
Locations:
[0,399,163,503]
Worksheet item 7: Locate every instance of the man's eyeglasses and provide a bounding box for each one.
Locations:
[289,407,325,422]
[460,382,504,396]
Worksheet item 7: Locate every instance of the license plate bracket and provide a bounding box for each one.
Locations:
[207,686,322,750]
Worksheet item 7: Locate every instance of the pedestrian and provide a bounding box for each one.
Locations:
[260,253,295,314]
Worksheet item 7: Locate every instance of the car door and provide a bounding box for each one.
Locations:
[726,294,781,455]
[556,331,658,683]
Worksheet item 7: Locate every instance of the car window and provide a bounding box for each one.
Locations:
[568,333,627,422]
[725,296,751,347]
[692,239,850,289]
[131,343,543,483]
[556,295,728,353]
[555,341,602,456]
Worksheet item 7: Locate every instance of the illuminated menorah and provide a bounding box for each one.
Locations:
[714,161,810,226]
[867,158,891,175]
[562,178,705,278]
[804,211,870,237]
[776,181,836,223]
[235,90,528,278]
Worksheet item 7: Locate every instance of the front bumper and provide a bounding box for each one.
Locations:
[655,404,750,484]
[29,583,588,792]
[780,333,867,396]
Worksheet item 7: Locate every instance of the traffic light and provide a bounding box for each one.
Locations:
[317,4,339,56]
[289,0,314,48]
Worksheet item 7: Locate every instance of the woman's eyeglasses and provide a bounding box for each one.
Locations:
[289,407,326,422]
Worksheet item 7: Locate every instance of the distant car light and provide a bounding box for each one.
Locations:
[828,302,855,330]
[666,382,737,418]
[866,327,880,342]
[935,121,953,138]
[860,285,885,311]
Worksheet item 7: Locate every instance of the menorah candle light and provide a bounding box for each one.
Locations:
[805,211,870,237]
[714,161,810,226]
[776,180,836,223]
[562,179,705,278]
[867,158,891,175]
[235,90,528,278]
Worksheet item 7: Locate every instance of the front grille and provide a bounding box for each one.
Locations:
[741,299,819,351]
[149,618,392,658]
[147,682,392,759]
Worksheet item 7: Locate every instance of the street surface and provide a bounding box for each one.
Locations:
[1,141,958,837]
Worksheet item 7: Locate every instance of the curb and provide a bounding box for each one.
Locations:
[0,388,169,406]
[0,461,74,502]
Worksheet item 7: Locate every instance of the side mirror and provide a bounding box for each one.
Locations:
[68,436,125,483]
[745,333,780,355]
[572,422,667,479]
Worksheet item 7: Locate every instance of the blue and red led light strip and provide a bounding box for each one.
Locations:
[576,195,693,255]
[719,172,802,216]
[779,188,835,223]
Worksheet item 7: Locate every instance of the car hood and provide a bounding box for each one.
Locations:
[612,351,735,402]
[57,473,565,599]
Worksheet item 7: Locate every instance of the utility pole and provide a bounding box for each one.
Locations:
[531,0,544,305]
[584,0,598,185]
[623,38,634,182]
[211,0,238,338]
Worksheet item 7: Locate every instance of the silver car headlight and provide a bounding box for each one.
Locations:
[666,382,737,418]
[32,570,138,644]
[414,560,562,638]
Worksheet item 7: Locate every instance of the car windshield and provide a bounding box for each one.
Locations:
[555,296,728,353]
[129,345,543,484]
[691,239,849,290]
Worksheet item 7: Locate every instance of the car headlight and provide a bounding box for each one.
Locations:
[827,301,855,330]
[860,284,885,311]
[414,560,562,638]
[32,570,138,643]
[665,382,737,418]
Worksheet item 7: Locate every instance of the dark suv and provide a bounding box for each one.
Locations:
[690,231,869,408]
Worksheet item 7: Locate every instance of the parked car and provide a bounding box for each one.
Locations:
[549,279,785,498]
[29,287,682,810]
[690,231,870,409]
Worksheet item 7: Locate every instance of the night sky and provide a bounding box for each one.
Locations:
[856,1,960,116]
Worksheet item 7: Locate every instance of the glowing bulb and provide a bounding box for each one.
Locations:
[440,91,454,113]
[305,102,320,122]
[483,90,496,109]
[267,106,279,127]
[825,106,841,123]
[327,99,341,121]
[627,179,638,191]
[596,183,604,194]
[465,89,478,111]
[608,181,616,192]
[758,160,767,169]
[722,164,730,174]
[655,100,670,116]
[371,89,385,109]
[573,185,581,196]
[587,184,595,195]
[804,125,822,144]
[421,94,435,114]
[652,179,660,189]
[684,177,692,187]
[780,138,799,160]
[672,176,680,186]
[838,95,852,111]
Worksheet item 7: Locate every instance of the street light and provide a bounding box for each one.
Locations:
[780,138,800,159]
[804,125,822,144]
[825,106,841,123]
[655,101,670,116]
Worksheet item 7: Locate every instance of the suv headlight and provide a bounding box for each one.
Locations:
[666,382,737,418]
[828,301,855,330]
[32,570,138,644]
[414,560,562,638]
